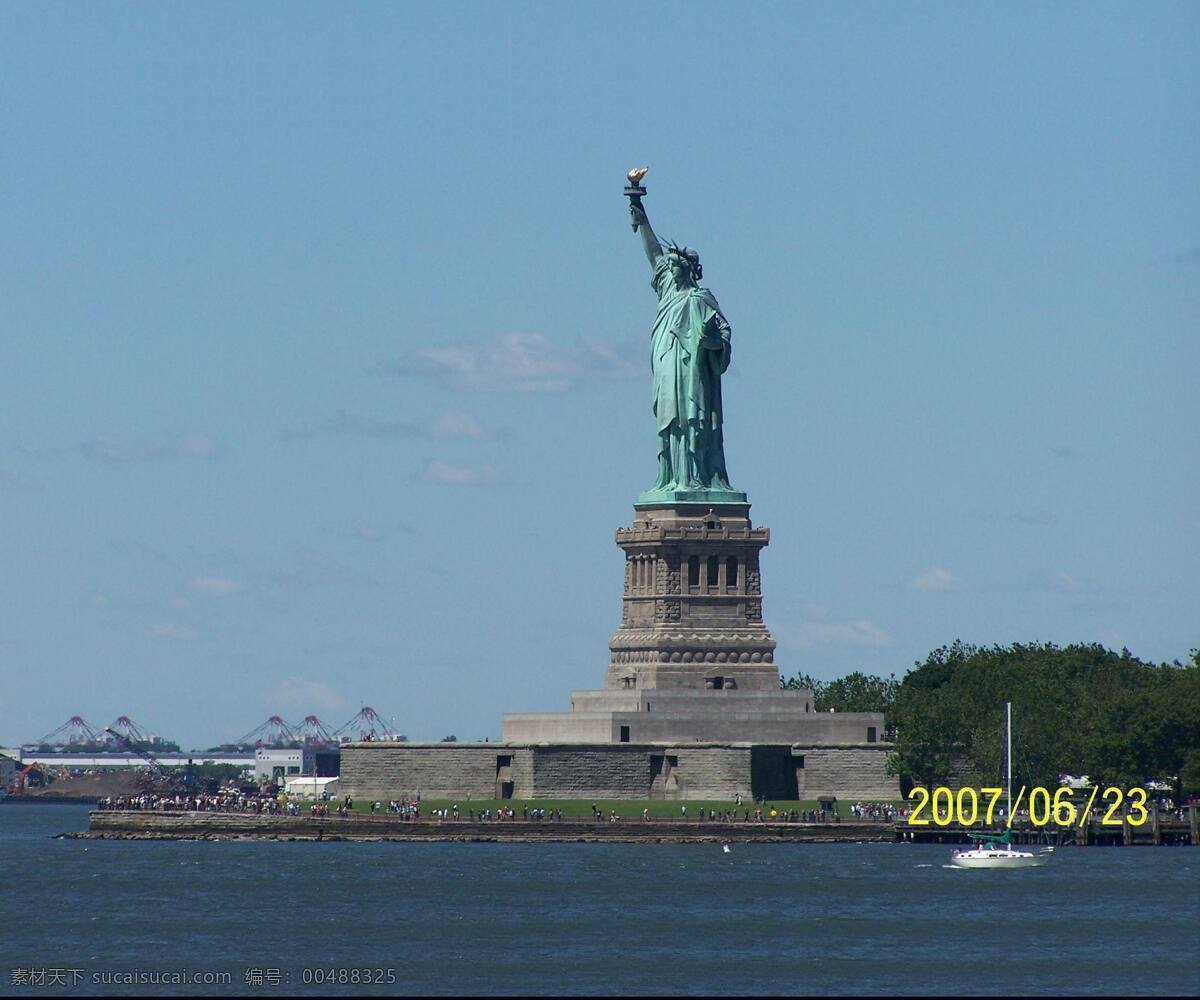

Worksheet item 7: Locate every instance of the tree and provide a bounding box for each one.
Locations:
[181,762,250,793]
[1180,750,1200,798]
[888,641,1200,794]
[781,672,825,700]
[780,643,1199,798]
[781,671,898,726]
[822,672,899,716]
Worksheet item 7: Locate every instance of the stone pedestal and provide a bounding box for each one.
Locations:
[499,499,878,747]
[499,497,887,772]
[605,503,778,692]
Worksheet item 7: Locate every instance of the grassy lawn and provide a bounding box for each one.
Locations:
[331,798,905,819]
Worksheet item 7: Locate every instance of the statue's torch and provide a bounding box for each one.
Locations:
[625,166,648,231]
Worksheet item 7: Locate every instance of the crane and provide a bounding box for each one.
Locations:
[6,763,45,795]
[103,727,192,794]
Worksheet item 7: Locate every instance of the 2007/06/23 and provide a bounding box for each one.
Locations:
[302,969,397,985]
[907,786,1151,828]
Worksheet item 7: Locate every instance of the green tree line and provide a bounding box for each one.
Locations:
[782,670,900,723]
[784,642,1200,797]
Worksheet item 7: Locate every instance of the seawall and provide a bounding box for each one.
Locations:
[74,810,890,843]
[72,810,1199,845]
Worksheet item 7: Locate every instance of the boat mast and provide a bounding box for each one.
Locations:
[1006,701,1012,819]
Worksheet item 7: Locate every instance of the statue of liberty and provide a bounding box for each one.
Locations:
[625,168,744,503]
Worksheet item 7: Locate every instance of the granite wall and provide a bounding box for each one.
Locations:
[340,741,899,802]
[527,747,650,799]
[338,743,500,800]
[793,745,900,799]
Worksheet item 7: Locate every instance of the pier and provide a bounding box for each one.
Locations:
[72,805,1198,845]
[890,801,1198,847]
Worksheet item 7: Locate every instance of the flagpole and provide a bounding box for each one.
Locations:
[1006,701,1012,819]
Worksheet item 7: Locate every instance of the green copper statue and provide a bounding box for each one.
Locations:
[625,168,745,504]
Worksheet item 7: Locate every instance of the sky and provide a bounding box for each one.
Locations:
[1,4,1196,749]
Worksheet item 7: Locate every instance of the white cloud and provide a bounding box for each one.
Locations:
[384,332,640,393]
[428,410,492,441]
[89,594,111,607]
[189,576,243,596]
[80,434,222,464]
[575,338,643,380]
[909,566,962,592]
[149,623,199,641]
[409,333,573,392]
[422,459,500,486]
[175,434,219,458]
[168,596,193,609]
[271,676,344,713]
[777,603,895,649]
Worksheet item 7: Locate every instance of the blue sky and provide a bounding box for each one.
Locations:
[1,4,1196,749]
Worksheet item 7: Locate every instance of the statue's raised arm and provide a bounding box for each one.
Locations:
[625,166,661,268]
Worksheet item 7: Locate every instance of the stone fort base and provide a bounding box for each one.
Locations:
[339,741,900,802]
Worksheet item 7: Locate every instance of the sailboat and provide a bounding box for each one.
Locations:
[950,702,1054,869]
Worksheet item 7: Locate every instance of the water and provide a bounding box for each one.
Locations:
[3,804,1197,996]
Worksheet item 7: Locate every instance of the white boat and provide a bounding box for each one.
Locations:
[950,702,1054,870]
[950,839,1052,868]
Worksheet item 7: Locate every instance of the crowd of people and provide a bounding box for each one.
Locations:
[95,792,379,817]
[96,793,286,813]
[667,801,845,823]
[96,792,914,823]
[849,800,908,822]
[366,801,567,822]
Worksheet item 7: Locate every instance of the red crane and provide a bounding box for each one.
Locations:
[103,726,190,792]
[106,715,154,747]
[294,715,336,746]
[332,706,400,743]
[24,715,104,752]
[234,715,299,748]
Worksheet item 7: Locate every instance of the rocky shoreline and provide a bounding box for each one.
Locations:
[70,810,892,843]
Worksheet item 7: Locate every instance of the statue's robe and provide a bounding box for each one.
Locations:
[649,255,733,490]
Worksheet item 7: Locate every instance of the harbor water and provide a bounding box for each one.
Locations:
[3,804,1198,996]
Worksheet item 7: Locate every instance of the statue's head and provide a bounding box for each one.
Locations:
[664,242,702,286]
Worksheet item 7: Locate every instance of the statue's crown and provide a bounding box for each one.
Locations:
[664,240,702,279]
